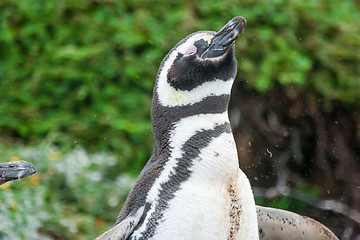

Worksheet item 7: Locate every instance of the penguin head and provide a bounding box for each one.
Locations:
[155,16,246,107]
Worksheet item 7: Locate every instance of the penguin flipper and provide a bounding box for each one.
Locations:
[256,205,338,240]
[95,206,144,240]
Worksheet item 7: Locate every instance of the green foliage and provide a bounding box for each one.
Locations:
[236,0,360,102]
[0,1,358,238]
[0,0,359,159]
[0,145,135,239]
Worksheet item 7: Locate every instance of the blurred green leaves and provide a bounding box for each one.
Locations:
[235,0,360,99]
[0,145,135,239]
[0,1,358,239]
[1,0,359,157]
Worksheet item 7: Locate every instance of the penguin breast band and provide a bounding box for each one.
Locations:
[96,16,339,240]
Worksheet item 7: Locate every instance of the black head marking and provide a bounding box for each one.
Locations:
[193,39,210,56]
[167,49,237,91]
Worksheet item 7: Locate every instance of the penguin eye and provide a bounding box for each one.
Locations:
[183,45,197,56]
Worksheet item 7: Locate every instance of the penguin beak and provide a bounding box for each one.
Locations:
[0,161,37,184]
[200,16,247,59]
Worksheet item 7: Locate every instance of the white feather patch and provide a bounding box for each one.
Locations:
[153,133,258,239]
[132,112,229,236]
[157,77,234,107]
[134,130,258,239]
[132,112,258,239]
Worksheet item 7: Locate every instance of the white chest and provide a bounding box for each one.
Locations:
[131,128,259,240]
[153,135,257,240]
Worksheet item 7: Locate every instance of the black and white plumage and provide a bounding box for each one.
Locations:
[96,17,339,240]
[98,16,257,240]
[0,161,37,185]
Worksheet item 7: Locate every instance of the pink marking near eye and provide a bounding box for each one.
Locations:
[184,45,197,56]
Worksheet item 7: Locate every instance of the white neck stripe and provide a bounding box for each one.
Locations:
[157,77,234,107]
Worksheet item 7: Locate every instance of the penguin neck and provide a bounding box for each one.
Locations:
[151,90,231,156]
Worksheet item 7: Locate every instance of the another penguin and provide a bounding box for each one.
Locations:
[96,17,338,240]
[0,160,37,185]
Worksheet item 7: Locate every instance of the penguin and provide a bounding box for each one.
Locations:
[0,160,37,185]
[97,16,258,240]
[96,17,339,240]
